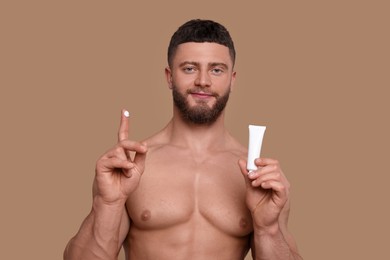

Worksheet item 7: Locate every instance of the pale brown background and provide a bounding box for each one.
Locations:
[1,1,389,259]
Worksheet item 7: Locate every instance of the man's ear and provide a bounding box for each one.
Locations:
[165,66,173,89]
[230,71,237,92]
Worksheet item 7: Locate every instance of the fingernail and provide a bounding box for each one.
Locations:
[124,110,130,117]
[248,171,255,178]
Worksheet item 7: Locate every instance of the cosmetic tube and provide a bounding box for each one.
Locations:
[247,125,266,172]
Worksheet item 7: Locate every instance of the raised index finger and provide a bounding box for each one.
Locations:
[118,109,130,142]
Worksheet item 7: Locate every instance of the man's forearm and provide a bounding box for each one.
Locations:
[252,225,303,260]
[64,199,127,260]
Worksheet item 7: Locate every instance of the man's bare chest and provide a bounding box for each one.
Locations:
[126,153,252,237]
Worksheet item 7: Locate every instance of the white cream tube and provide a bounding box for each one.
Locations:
[247,125,266,172]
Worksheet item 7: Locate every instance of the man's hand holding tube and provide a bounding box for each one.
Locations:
[238,158,290,232]
[238,158,303,259]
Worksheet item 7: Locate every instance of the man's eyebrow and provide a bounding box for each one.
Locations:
[209,62,229,69]
[179,61,229,69]
[179,61,199,67]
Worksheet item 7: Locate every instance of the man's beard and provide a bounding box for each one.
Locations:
[172,85,230,125]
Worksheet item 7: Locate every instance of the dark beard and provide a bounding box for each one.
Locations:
[172,85,230,125]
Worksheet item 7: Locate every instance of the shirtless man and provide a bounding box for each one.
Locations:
[64,19,302,260]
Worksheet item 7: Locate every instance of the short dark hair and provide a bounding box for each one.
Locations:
[167,19,236,67]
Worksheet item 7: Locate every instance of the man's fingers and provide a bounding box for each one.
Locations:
[133,142,148,174]
[97,157,134,172]
[238,159,251,188]
[259,180,289,206]
[254,157,279,167]
[104,140,147,162]
[120,140,147,155]
[118,109,130,142]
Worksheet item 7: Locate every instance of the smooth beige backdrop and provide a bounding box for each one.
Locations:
[1,1,389,259]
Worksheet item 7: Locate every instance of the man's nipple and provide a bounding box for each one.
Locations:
[141,210,151,221]
[239,217,248,229]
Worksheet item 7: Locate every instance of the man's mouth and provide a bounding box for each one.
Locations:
[188,90,217,99]
[191,92,213,98]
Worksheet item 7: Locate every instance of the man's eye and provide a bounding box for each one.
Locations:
[183,67,195,73]
[212,68,223,74]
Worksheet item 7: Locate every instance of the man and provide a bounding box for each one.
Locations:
[64,19,302,260]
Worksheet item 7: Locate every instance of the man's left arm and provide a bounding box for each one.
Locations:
[238,158,303,260]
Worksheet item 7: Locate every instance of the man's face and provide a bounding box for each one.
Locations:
[166,42,236,125]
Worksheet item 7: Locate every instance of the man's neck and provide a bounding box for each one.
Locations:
[167,112,229,152]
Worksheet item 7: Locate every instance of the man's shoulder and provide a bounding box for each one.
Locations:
[142,132,169,151]
[224,134,247,159]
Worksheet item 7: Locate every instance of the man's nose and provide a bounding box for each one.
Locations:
[194,70,211,87]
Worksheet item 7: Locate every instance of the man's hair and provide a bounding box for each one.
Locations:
[167,19,236,67]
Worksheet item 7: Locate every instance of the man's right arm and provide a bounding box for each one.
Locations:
[64,110,147,260]
[64,200,130,260]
